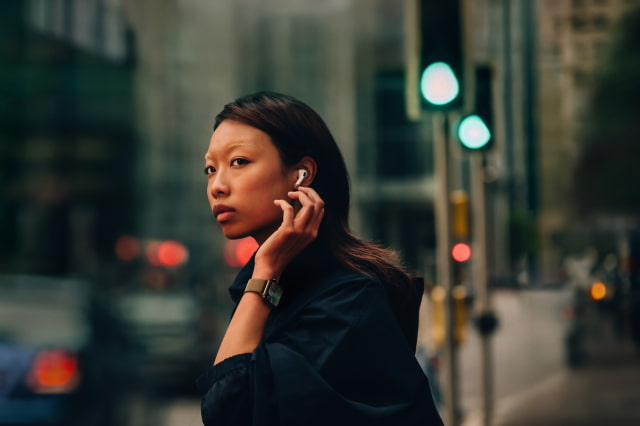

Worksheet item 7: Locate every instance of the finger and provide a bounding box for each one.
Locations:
[288,191,313,210]
[296,186,324,205]
[288,191,322,229]
[289,188,324,211]
[294,186,314,203]
[287,199,315,231]
[300,206,324,238]
[274,199,294,227]
[311,205,325,230]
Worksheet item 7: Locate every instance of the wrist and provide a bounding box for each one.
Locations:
[252,267,282,282]
[253,251,287,281]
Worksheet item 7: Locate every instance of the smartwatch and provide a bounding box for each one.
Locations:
[244,278,282,308]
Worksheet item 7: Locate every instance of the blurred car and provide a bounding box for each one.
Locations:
[114,289,217,394]
[0,275,133,426]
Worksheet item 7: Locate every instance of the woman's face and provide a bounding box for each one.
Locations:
[205,119,294,244]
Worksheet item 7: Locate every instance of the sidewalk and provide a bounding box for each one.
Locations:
[476,327,640,426]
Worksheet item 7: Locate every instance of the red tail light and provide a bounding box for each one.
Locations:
[28,349,81,394]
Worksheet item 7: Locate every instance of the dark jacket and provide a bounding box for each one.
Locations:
[196,251,443,426]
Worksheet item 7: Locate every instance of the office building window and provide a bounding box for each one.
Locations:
[373,71,430,178]
[592,15,608,31]
[573,69,588,88]
[571,14,587,31]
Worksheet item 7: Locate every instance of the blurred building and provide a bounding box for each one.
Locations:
[0,0,136,276]
[535,0,640,279]
[9,0,635,294]
[0,0,543,291]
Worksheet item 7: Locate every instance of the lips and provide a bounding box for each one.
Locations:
[213,205,235,222]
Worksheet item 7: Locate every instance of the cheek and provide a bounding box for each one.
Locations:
[246,182,289,216]
[206,185,214,205]
[249,191,282,215]
[250,172,290,200]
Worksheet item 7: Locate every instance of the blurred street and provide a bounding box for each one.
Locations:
[462,317,640,425]
[459,287,572,419]
[460,289,640,426]
[489,332,640,426]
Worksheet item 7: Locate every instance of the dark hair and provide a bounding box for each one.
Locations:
[214,91,421,349]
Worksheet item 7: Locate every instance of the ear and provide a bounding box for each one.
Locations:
[291,156,317,188]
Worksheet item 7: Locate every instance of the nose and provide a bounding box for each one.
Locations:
[209,171,230,199]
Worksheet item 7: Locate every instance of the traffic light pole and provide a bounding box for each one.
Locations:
[433,111,459,426]
[470,152,498,426]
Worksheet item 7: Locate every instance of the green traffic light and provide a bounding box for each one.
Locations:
[420,62,460,106]
[458,114,491,150]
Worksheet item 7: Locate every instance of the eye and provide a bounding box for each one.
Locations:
[231,158,249,167]
[204,165,216,175]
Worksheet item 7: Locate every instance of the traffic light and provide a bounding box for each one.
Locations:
[451,190,471,264]
[451,242,471,263]
[418,0,465,111]
[458,114,491,149]
[451,190,471,263]
[458,65,494,150]
[451,190,470,240]
[429,285,469,347]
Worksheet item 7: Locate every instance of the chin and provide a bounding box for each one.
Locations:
[222,230,251,240]
[220,222,276,243]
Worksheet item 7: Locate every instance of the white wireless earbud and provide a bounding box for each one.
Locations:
[295,169,308,187]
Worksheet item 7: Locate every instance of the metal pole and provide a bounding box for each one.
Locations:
[433,111,458,426]
[470,152,495,426]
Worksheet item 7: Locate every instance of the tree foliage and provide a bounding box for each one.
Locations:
[573,7,640,217]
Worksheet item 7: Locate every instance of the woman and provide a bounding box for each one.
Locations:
[197,91,443,425]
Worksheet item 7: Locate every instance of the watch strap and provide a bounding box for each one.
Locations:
[244,278,282,307]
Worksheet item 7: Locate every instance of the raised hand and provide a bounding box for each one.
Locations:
[252,186,325,280]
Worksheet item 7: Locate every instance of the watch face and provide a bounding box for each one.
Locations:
[266,283,282,307]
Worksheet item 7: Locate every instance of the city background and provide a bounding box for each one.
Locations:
[1,0,639,425]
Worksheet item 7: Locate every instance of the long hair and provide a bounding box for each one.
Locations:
[214,92,421,347]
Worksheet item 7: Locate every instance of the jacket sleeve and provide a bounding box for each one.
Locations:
[196,353,253,425]
[197,276,443,426]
